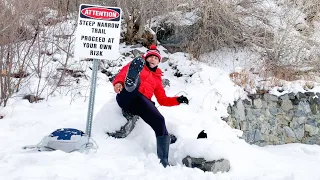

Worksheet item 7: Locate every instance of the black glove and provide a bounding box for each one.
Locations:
[177,95,189,104]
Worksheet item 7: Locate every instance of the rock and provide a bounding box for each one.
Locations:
[295,22,308,32]
[227,106,232,115]
[169,133,177,144]
[288,92,296,100]
[155,22,175,43]
[279,94,290,101]
[248,94,261,100]
[305,124,319,136]
[309,97,319,114]
[310,104,319,114]
[292,117,307,125]
[162,78,170,88]
[182,156,230,173]
[295,109,306,117]
[269,135,281,144]
[290,117,307,140]
[276,126,285,138]
[267,101,278,107]
[253,99,262,109]
[243,99,252,108]
[268,107,279,116]
[283,126,296,138]
[262,100,268,109]
[131,49,144,57]
[107,110,139,138]
[305,92,315,97]
[163,49,169,54]
[176,3,193,12]
[234,100,245,121]
[221,116,228,122]
[260,122,271,134]
[227,92,320,146]
[268,118,277,127]
[130,44,143,48]
[281,100,293,112]
[109,74,117,83]
[288,118,305,140]
[296,92,307,100]
[293,125,305,141]
[291,98,300,105]
[303,134,320,145]
[162,57,169,63]
[245,109,260,121]
[182,156,205,169]
[101,69,113,76]
[56,68,86,78]
[240,121,249,131]
[306,118,318,127]
[234,121,241,130]
[23,94,44,103]
[226,117,235,128]
[246,130,255,143]
[254,129,263,142]
[122,52,131,57]
[264,94,278,101]
[197,130,207,139]
[297,101,311,113]
[203,159,231,173]
[284,126,297,143]
[316,98,320,105]
[276,114,290,126]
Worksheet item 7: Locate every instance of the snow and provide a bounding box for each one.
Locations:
[199,47,261,73]
[1,1,320,179]
[1,46,320,179]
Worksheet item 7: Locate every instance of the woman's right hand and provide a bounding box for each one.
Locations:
[114,83,123,94]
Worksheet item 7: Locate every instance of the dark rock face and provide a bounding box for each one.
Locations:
[153,21,200,54]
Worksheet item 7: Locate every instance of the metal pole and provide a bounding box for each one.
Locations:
[86,59,99,137]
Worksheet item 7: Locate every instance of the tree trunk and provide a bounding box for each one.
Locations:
[125,20,136,44]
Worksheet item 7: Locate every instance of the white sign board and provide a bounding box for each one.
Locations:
[74,4,122,60]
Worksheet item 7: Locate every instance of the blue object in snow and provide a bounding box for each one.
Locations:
[50,128,85,140]
[22,128,98,153]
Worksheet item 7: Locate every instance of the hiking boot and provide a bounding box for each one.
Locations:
[124,57,145,92]
[156,135,170,167]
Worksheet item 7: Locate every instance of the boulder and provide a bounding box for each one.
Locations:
[107,110,139,138]
[182,156,230,173]
[162,78,170,88]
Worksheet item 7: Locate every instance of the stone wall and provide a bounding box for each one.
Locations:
[226,92,320,146]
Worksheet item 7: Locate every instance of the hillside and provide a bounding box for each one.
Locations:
[0,0,320,179]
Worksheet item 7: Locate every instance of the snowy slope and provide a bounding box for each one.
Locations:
[1,45,320,180]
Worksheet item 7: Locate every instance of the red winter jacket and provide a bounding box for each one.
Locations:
[113,61,179,106]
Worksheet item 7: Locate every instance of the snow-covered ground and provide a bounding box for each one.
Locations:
[1,0,320,178]
[1,46,320,180]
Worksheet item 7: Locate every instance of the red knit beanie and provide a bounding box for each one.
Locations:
[144,44,162,62]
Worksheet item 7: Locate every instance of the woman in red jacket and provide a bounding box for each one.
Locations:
[113,44,189,167]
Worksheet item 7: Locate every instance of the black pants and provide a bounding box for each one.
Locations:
[116,88,168,137]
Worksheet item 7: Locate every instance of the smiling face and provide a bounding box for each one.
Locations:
[146,55,160,68]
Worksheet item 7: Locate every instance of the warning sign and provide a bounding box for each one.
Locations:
[74,4,122,60]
